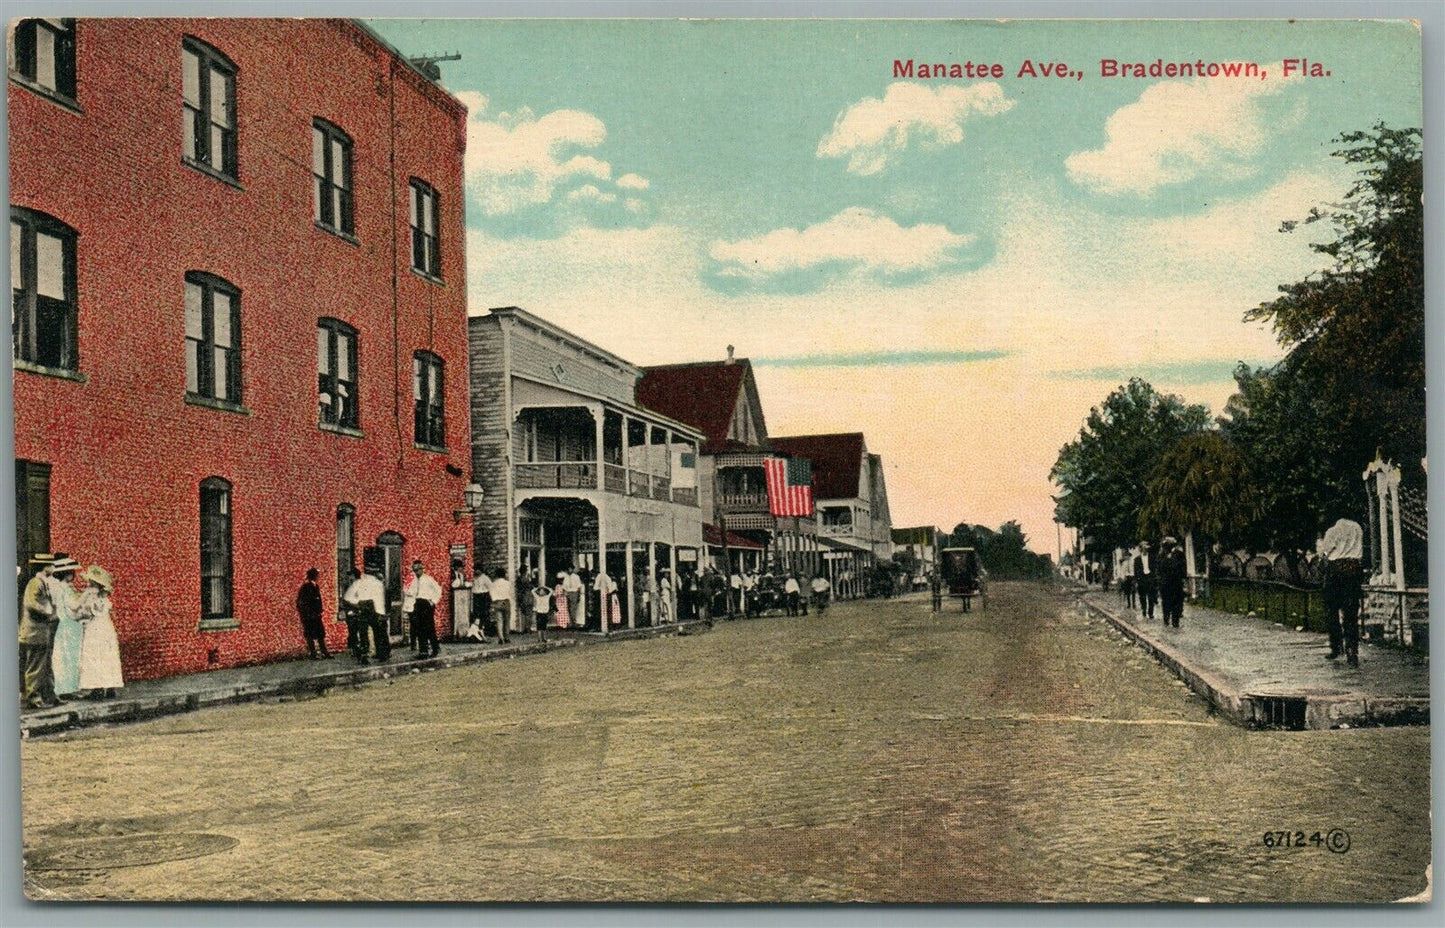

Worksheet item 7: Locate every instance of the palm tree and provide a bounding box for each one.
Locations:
[1140,432,1259,589]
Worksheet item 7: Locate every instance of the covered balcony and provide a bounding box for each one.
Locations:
[512,404,700,507]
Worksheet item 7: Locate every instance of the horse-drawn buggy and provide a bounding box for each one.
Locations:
[939,547,986,612]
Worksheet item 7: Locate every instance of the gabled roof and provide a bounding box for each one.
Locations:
[769,433,867,501]
[636,360,769,454]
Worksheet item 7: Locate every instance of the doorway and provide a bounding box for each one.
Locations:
[375,531,406,639]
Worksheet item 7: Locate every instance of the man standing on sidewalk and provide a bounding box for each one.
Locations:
[342,565,388,664]
[1320,513,1365,666]
[295,567,331,659]
[404,560,443,658]
[1133,541,1158,620]
[20,554,58,709]
[563,566,584,630]
[1158,538,1187,628]
[488,570,513,644]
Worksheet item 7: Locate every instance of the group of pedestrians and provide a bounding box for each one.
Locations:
[1110,515,1368,667]
[702,567,831,618]
[296,556,846,669]
[1122,537,1188,627]
[19,552,124,710]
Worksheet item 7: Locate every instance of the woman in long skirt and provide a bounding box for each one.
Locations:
[48,557,84,697]
[78,565,123,698]
[552,573,570,629]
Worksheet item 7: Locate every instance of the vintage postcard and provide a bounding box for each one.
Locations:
[10,15,1429,904]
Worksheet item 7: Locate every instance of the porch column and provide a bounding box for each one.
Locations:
[1376,468,1391,584]
[669,543,678,623]
[1184,531,1197,599]
[596,506,608,635]
[1388,468,1406,592]
[624,541,635,628]
[622,414,632,496]
[648,542,657,623]
[594,403,605,490]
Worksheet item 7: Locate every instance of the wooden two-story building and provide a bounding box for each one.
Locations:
[468,307,705,628]
[637,351,820,578]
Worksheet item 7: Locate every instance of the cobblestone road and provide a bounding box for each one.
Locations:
[21,584,1432,902]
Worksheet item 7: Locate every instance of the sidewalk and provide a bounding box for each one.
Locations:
[1081,591,1429,730]
[19,620,709,738]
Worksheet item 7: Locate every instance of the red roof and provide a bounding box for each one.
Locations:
[637,361,765,454]
[703,523,765,550]
[769,433,866,500]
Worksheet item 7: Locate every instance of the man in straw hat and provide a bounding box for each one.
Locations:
[19,552,59,709]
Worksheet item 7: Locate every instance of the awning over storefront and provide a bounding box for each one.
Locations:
[704,523,766,550]
[817,534,873,560]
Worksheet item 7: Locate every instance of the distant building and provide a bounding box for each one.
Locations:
[892,526,941,588]
[637,351,820,577]
[11,19,472,679]
[467,308,704,628]
[769,433,893,597]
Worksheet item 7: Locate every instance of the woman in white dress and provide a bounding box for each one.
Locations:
[77,565,124,698]
[48,557,84,698]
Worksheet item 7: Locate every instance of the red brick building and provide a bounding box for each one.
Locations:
[10,19,473,679]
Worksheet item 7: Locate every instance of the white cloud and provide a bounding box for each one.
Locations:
[707,207,977,285]
[565,184,618,205]
[457,91,650,219]
[1065,63,1303,195]
[817,82,1015,176]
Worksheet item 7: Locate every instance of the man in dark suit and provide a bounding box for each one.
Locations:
[1133,541,1158,620]
[1158,537,1187,628]
[295,567,330,659]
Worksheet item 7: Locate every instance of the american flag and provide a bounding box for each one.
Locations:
[764,456,813,517]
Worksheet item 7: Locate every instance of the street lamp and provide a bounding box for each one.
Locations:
[454,482,484,522]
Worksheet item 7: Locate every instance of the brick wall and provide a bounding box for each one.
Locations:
[11,19,473,679]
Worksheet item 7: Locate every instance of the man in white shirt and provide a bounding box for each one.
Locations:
[729,570,744,618]
[470,570,492,641]
[404,560,444,658]
[742,571,759,617]
[1319,515,1365,665]
[488,572,513,643]
[563,568,585,629]
[784,574,802,616]
[342,565,388,663]
[810,574,831,614]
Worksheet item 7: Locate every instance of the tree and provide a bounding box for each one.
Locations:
[1138,431,1257,548]
[944,520,1052,580]
[1051,379,1211,553]
[1236,124,1424,520]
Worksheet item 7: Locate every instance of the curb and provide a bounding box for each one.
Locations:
[21,619,711,739]
[1077,595,1429,730]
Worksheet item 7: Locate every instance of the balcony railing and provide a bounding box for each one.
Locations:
[514,462,598,490]
[519,459,696,506]
[718,492,769,513]
[821,522,856,537]
[604,463,626,493]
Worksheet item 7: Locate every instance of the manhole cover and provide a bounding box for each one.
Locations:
[27,832,239,870]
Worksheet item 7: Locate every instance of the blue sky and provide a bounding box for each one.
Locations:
[369,18,1421,550]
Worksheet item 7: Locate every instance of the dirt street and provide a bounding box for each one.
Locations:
[21,583,1432,902]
